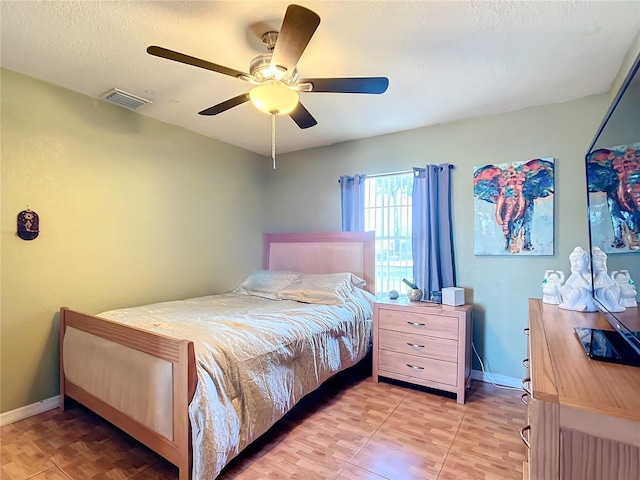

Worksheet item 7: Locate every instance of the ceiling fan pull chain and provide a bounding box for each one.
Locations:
[271,113,277,169]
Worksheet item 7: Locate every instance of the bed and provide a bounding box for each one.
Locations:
[59,231,375,480]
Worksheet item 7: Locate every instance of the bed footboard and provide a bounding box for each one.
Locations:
[60,307,196,480]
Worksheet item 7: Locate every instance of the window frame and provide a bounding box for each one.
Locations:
[364,172,414,296]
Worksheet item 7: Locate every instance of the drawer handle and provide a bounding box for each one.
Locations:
[523,327,530,336]
[522,377,532,396]
[406,364,425,370]
[519,425,531,449]
[521,392,529,406]
[407,321,426,327]
[406,343,425,349]
[523,358,529,369]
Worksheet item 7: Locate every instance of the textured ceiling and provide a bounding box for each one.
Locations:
[1,1,639,156]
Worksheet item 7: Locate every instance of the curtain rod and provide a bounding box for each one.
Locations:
[366,170,413,178]
[414,164,455,172]
[338,165,455,183]
[337,170,411,184]
[364,165,455,178]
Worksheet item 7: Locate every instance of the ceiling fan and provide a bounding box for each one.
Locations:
[146,4,389,130]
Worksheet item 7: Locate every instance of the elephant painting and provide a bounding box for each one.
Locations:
[587,143,640,252]
[474,158,554,255]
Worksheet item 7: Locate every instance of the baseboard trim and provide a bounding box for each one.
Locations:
[0,395,60,427]
[472,369,521,389]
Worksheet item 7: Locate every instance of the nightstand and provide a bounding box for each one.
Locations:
[373,297,472,404]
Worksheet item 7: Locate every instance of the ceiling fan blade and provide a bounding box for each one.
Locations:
[270,5,320,74]
[198,93,250,116]
[147,46,249,79]
[289,102,317,129]
[301,77,389,94]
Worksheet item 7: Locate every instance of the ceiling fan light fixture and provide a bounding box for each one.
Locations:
[250,53,296,83]
[249,81,299,115]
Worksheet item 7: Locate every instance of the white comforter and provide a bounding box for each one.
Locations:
[98,290,373,479]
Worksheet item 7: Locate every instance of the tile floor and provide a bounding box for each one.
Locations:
[1,372,526,480]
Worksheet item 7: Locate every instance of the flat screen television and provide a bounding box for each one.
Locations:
[580,51,640,366]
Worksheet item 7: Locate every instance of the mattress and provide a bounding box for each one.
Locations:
[63,290,373,479]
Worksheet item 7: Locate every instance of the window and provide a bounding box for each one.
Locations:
[364,173,413,296]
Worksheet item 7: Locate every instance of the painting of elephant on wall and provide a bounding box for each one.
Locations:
[587,142,640,253]
[473,158,555,255]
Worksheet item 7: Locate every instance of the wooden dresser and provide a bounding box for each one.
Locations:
[523,299,640,480]
[373,298,472,404]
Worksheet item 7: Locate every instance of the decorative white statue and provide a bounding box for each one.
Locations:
[611,269,637,308]
[591,246,625,313]
[542,270,565,304]
[559,247,597,312]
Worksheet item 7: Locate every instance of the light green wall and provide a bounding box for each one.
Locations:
[0,63,620,412]
[610,30,640,102]
[1,68,267,413]
[264,95,610,380]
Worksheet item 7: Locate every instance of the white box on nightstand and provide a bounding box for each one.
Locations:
[442,287,464,306]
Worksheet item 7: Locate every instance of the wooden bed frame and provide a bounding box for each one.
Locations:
[60,231,374,480]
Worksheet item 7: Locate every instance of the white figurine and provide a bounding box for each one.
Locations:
[542,270,565,304]
[611,269,637,308]
[559,247,597,312]
[591,247,625,313]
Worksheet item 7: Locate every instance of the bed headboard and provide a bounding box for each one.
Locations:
[263,232,375,294]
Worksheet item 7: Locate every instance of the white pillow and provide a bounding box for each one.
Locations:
[351,286,376,305]
[234,270,300,300]
[277,272,366,305]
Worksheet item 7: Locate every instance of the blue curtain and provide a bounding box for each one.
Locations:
[339,174,366,231]
[412,164,455,292]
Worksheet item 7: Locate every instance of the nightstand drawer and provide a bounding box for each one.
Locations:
[378,350,457,386]
[378,309,458,340]
[379,330,457,362]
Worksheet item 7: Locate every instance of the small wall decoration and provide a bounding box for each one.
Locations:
[587,142,640,253]
[17,209,39,240]
[473,158,555,255]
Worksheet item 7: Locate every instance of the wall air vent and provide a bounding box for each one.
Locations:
[100,88,152,110]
